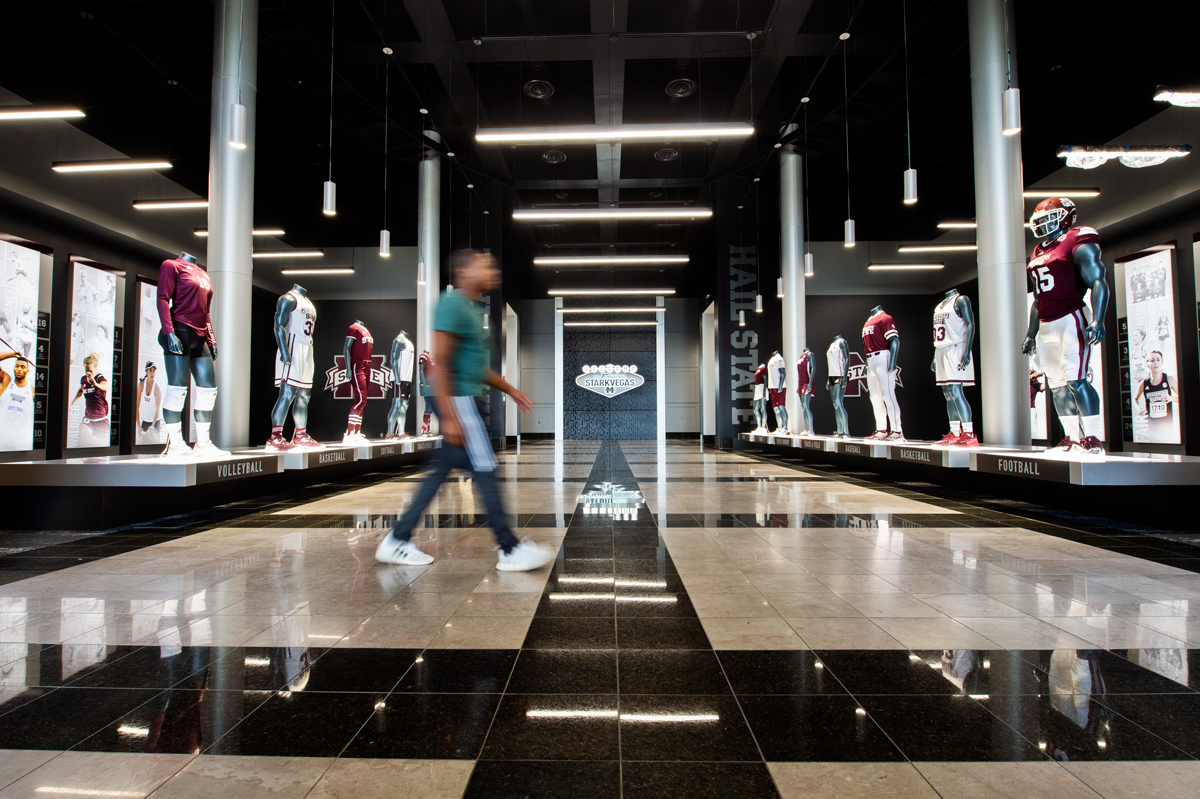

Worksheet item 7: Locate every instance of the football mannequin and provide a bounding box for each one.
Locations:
[1021,197,1109,457]
[343,320,374,443]
[157,252,227,458]
[767,350,789,433]
[267,285,321,451]
[796,348,815,436]
[752,363,769,433]
[826,336,850,437]
[931,289,978,447]
[861,305,903,441]
[386,331,415,438]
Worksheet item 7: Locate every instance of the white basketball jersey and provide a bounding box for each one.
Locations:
[395,336,415,382]
[284,290,317,344]
[767,352,786,390]
[933,295,967,349]
[827,340,847,376]
[0,382,33,449]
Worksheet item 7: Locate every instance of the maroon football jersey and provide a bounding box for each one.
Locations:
[754,365,766,386]
[157,258,216,345]
[347,323,374,363]
[861,311,898,354]
[81,373,109,420]
[1026,226,1100,323]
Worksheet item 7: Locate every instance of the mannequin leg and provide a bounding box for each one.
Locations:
[752,398,764,430]
[882,369,902,433]
[949,385,972,424]
[188,356,227,455]
[271,384,299,429]
[774,405,789,433]
[1068,378,1103,441]
[161,354,191,426]
[292,389,312,429]
[866,362,888,432]
[387,399,403,436]
[801,394,813,433]
[830,382,849,435]
[1049,385,1081,440]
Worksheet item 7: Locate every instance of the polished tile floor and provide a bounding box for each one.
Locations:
[2,440,1200,797]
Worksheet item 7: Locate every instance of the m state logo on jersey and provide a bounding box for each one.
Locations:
[842,353,903,399]
[324,354,392,398]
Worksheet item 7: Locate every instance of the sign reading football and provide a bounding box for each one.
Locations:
[576,364,644,398]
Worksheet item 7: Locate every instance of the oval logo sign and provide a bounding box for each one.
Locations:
[576,364,645,397]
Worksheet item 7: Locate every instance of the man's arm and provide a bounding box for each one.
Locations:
[0,368,10,396]
[1076,242,1109,344]
[483,369,532,412]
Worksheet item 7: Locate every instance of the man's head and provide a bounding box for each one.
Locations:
[13,357,29,383]
[450,249,501,296]
[21,303,30,314]
[84,352,98,375]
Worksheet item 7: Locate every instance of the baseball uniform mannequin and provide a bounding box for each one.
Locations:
[157,252,227,458]
[796,348,815,436]
[826,336,850,437]
[861,305,903,441]
[387,331,415,438]
[752,363,768,433]
[767,350,789,434]
[1021,197,1109,457]
[931,289,978,447]
[267,285,321,451]
[344,321,374,443]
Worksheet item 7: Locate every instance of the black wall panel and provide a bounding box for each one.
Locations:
[564,329,657,439]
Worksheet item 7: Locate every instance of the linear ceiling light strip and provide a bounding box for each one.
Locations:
[476,124,753,144]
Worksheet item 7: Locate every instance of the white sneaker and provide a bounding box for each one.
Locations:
[160,434,194,460]
[497,539,556,572]
[374,534,434,565]
[192,438,231,458]
[343,432,370,446]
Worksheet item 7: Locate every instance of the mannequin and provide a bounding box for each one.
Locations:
[1022,197,1109,457]
[752,363,769,433]
[796,347,815,436]
[343,320,374,444]
[766,350,789,434]
[386,330,415,438]
[267,284,321,451]
[862,305,903,441]
[157,252,227,458]
[826,336,850,437]
[418,350,434,436]
[931,289,978,447]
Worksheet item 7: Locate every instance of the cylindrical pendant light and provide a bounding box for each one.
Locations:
[844,219,856,248]
[1002,87,1022,135]
[379,229,391,257]
[776,277,784,298]
[755,294,764,313]
[804,252,815,277]
[841,31,855,249]
[228,103,247,149]
[417,260,427,285]
[739,310,746,327]
[322,180,337,216]
[903,168,918,204]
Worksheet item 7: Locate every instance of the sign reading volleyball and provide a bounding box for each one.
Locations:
[576,364,645,397]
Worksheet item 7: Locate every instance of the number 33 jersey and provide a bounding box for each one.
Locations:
[1026,226,1099,323]
[275,289,317,389]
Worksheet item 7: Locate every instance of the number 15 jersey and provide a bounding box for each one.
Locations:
[1026,226,1099,323]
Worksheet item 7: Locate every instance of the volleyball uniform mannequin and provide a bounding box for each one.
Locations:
[826,336,850,437]
[767,350,789,434]
[387,331,415,438]
[796,348,815,435]
[752,364,768,433]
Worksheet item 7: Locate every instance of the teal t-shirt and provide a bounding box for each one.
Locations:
[433,289,490,397]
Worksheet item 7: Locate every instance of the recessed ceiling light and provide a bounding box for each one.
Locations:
[0,107,85,120]
[535,256,689,266]
[132,199,208,210]
[665,78,698,98]
[897,245,977,252]
[477,123,753,144]
[542,149,568,164]
[280,268,354,275]
[55,159,172,173]
[654,147,679,162]
[523,79,555,99]
[253,250,324,258]
[194,228,285,236]
[514,208,712,221]
[867,263,944,270]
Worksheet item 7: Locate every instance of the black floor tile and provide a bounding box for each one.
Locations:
[213,647,319,691]
[342,692,501,759]
[617,695,760,761]
[393,649,517,693]
[0,687,161,750]
[555,557,616,574]
[560,545,617,560]
[615,592,697,618]
[613,557,679,576]
[718,650,850,696]
[1097,693,1200,757]
[1021,649,1198,695]
[814,650,962,694]
[535,593,615,618]
[621,762,782,798]
[73,689,267,754]
[204,691,380,756]
[618,650,731,694]
[857,694,1048,761]
[506,650,618,694]
[739,694,905,761]
[618,617,710,649]
[301,648,421,693]
[480,694,619,760]
[463,761,621,799]
[0,686,55,718]
[66,646,222,690]
[615,573,688,594]
[523,617,616,649]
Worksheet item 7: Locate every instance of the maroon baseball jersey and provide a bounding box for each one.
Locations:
[157,258,216,346]
[347,323,374,363]
[1026,226,1100,323]
[81,374,109,420]
[796,357,813,395]
[861,311,898,354]
[754,365,766,386]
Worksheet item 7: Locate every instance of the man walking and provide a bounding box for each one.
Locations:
[375,250,555,572]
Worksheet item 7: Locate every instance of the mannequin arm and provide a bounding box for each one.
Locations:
[1075,242,1109,344]
[343,337,354,374]
[1022,300,1040,354]
[955,294,976,368]
[273,294,297,363]
[839,340,849,371]
[887,336,900,372]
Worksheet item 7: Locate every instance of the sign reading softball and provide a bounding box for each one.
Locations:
[576,364,644,398]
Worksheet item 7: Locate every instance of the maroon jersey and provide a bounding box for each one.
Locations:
[754,365,766,386]
[796,356,813,394]
[347,323,374,363]
[157,258,216,346]
[861,311,898,354]
[80,373,109,420]
[1026,226,1100,323]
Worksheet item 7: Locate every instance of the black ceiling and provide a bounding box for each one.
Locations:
[2,0,1198,298]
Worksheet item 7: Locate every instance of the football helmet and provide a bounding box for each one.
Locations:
[1029,197,1078,239]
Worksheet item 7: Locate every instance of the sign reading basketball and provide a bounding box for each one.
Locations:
[576,364,645,398]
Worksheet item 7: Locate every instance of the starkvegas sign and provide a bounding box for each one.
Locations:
[576,364,645,397]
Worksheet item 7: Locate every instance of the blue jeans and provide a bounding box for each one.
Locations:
[389,402,520,553]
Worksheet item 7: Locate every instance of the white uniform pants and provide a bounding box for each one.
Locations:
[866,350,902,432]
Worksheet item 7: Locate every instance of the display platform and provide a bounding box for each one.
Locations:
[888,441,1042,469]
[0,451,283,487]
[356,435,440,460]
[741,432,836,452]
[972,450,1200,485]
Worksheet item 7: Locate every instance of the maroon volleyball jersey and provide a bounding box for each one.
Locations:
[347,323,374,363]
[796,356,813,394]
[755,365,766,386]
[1026,226,1100,323]
[81,374,109,420]
[862,311,898,354]
[157,258,216,345]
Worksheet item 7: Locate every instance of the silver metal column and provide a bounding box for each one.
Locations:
[779,124,806,430]
[416,130,442,427]
[656,295,666,441]
[207,0,257,447]
[968,0,1029,445]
